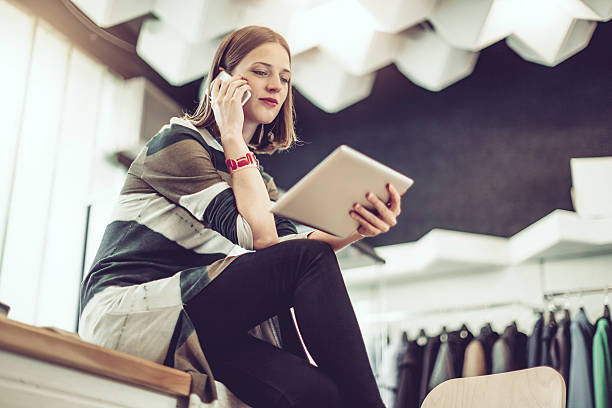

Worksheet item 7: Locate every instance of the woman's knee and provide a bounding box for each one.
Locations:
[281,237,333,254]
[293,238,336,263]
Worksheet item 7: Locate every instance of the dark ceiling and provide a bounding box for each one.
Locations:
[21,0,612,247]
[271,22,612,247]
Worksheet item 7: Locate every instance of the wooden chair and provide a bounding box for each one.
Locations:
[421,366,566,408]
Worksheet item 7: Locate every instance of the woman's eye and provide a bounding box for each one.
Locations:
[254,70,266,76]
[281,77,290,83]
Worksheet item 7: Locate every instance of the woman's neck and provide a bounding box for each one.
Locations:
[242,120,259,145]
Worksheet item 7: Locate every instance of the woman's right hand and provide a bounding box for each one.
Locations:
[210,72,251,140]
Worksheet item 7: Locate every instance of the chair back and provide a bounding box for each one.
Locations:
[421,366,566,408]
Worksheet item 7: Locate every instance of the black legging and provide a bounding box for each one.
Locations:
[184,239,385,408]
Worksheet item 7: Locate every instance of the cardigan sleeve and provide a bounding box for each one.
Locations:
[139,133,254,250]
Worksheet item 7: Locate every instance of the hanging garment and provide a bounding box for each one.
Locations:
[568,308,595,408]
[540,313,558,366]
[491,322,528,373]
[462,338,487,377]
[378,332,408,407]
[427,326,473,392]
[550,312,571,387]
[395,337,423,408]
[527,314,544,367]
[462,324,499,377]
[368,334,383,378]
[593,317,612,408]
[418,335,441,406]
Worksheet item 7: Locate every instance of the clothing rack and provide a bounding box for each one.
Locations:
[542,285,612,301]
[360,300,542,324]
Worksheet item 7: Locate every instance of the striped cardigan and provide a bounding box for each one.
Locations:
[79,117,311,402]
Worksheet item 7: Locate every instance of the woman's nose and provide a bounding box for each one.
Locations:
[267,76,282,92]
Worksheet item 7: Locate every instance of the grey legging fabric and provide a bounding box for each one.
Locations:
[184,239,385,408]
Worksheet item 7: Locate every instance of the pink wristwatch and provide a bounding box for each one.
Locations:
[226,152,259,175]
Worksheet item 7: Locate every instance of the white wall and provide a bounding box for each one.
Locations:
[347,249,612,371]
[0,0,177,331]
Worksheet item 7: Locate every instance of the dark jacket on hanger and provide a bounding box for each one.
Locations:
[550,313,571,387]
[462,324,499,377]
[540,314,558,366]
[568,309,595,408]
[491,322,528,373]
[527,314,544,367]
[395,338,423,408]
[427,327,473,393]
[418,335,441,406]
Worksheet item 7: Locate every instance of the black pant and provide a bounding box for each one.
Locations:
[184,239,384,408]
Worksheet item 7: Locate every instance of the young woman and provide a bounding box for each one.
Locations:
[79,25,404,408]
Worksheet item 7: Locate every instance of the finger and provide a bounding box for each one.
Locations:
[349,210,382,236]
[217,77,231,101]
[233,84,251,102]
[352,203,390,233]
[223,79,247,103]
[386,184,402,215]
[210,77,222,102]
[366,192,397,226]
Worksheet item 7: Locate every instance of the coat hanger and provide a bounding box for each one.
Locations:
[604,288,610,320]
[563,308,571,320]
[439,325,448,343]
[459,323,470,339]
[561,294,571,321]
[385,322,391,346]
[547,306,557,325]
[481,321,493,335]
[417,328,428,346]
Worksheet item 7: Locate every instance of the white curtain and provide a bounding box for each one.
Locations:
[0,0,137,330]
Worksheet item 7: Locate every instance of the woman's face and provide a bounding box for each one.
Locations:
[231,42,291,126]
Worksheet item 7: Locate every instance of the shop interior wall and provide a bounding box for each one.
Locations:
[348,252,612,357]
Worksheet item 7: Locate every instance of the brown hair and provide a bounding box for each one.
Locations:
[184,26,303,155]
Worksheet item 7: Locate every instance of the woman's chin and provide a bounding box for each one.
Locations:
[257,112,278,125]
[245,109,277,125]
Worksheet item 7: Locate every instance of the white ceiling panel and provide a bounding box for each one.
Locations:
[70,0,611,112]
[581,0,612,20]
[315,0,400,76]
[506,8,597,67]
[153,0,243,41]
[238,0,294,38]
[358,0,437,33]
[429,0,514,51]
[137,19,221,86]
[394,26,479,92]
[292,48,376,112]
[70,0,153,28]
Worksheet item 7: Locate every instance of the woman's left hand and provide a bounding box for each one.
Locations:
[349,183,404,238]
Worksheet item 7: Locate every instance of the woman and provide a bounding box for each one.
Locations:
[79,26,404,408]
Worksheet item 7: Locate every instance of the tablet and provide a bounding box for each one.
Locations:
[270,145,414,237]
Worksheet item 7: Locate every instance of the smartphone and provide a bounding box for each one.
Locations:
[207,70,251,106]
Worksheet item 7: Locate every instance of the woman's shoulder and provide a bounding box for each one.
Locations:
[143,118,214,158]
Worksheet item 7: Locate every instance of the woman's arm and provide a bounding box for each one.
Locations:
[223,136,279,250]
[307,229,363,253]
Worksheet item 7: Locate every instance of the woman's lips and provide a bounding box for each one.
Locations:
[260,98,278,107]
